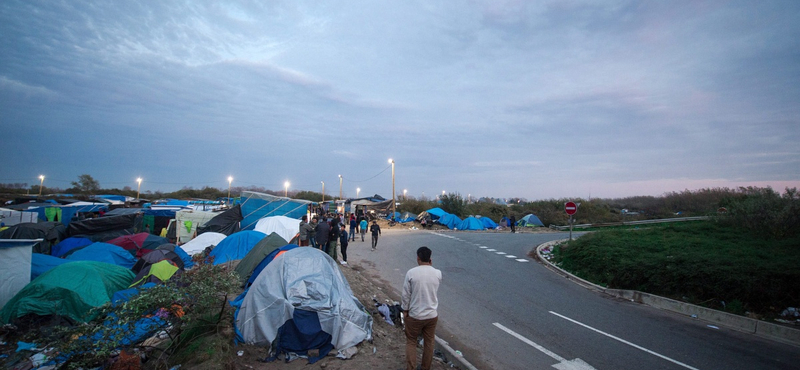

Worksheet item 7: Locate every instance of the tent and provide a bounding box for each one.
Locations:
[386,212,416,223]
[197,205,242,236]
[0,239,39,308]
[437,213,462,230]
[239,192,312,231]
[132,248,184,273]
[51,237,93,257]
[130,260,182,288]
[0,210,38,226]
[253,216,300,244]
[233,247,372,363]
[457,217,486,231]
[67,213,138,240]
[31,253,71,280]
[1,261,134,324]
[0,222,67,254]
[423,208,447,220]
[66,242,137,269]
[234,233,288,284]
[106,233,169,258]
[479,217,499,229]
[174,210,218,243]
[245,244,299,286]
[180,232,226,255]
[156,244,194,269]
[209,230,266,265]
[517,214,544,227]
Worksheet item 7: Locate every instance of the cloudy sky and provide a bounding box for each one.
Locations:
[1,1,798,200]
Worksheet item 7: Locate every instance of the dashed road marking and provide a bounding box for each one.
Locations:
[516,259,529,262]
[486,248,496,252]
[496,252,507,255]
[505,255,517,258]
[479,246,488,249]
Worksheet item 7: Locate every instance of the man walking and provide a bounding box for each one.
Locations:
[315,218,330,252]
[349,214,357,242]
[359,218,368,242]
[339,224,349,265]
[402,247,442,370]
[369,220,381,251]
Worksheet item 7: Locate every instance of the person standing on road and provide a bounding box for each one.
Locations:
[298,215,312,246]
[315,218,330,252]
[510,215,516,233]
[339,225,349,265]
[370,220,381,250]
[349,214,357,242]
[360,218,368,242]
[402,246,442,370]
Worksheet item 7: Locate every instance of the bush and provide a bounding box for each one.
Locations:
[719,187,800,239]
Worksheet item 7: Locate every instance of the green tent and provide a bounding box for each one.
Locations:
[1,261,134,324]
[130,260,180,287]
[234,232,288,284]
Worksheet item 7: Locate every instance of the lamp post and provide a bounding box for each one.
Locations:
[284,181,290,197]
[227,176,233,204]
[389,159,395,219]
[321,181,325,202]
[403,189,407,200]
[338,175,343,200]
[136,177,142,200]
[356,187,360,198]
[38,175,45,196]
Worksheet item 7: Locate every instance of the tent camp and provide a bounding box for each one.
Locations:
[209,230,266,265]
[180,232,226,255]
[239,192,312,231]
[437,213,462,230]
[0,222,66,254]
[253,216,300,244]
[197,205,242,236]
[234,233,288,284]
[1,261,134,324]
[174,210,218,243]
[31,253,71,280]
[51,237,92,257]
[130,260,182,288]
[0,239,39,308]
[479,217,499,229]
[457,216,486,231]
[66,242,137,269]
[517,214,544,227]
[234,247,372,363]
[106,233,169,258]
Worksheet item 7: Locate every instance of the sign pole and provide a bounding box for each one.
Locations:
[569,214,573,241]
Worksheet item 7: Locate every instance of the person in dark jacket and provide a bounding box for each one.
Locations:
[328,219,339,257]
[339,225,349,265]
[370,221,381,251]
[349,214,357,241]
[315,219,330,252]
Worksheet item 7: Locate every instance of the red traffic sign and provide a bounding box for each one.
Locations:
[565,201,577,215]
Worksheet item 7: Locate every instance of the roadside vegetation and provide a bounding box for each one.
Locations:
[553,187,800,319]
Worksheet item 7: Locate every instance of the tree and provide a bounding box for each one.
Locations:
[440,192,466,218]
[71,174,100,195]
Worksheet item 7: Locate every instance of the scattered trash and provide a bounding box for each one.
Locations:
[237,350,244,356]
[691,314,698,318]
[16,341,38,352]
[455,350,463,357]
[169,365,181,370]
[707,325,719,330]
[372,347,377,354]
[781,307,799,317]
[336,346,358,359]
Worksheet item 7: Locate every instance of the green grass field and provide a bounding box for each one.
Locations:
[554,221,800,318]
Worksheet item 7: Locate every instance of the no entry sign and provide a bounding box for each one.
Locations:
[565,201,577,215]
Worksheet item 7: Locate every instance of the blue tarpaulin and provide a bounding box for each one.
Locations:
[479,217,498,229]
[31,253,71,280]
[239,191,313,230]
[66,243,137,269]
[457,216,486,231]
[210,230,267,265]
[438,213,462,229]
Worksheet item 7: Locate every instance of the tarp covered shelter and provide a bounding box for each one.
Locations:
[479,217,499,229]
[210,230,266,265]
[0,222,66,254]
[67,213,138,241]
[348,198,394,215]
[0,210,38,226]
[234,233,288,284]
[386,212,416,223]
[31,253,71,280]
[132,248,184,273]
[66,242,137,269]
[156,243,194,269]
[180,232,226,255]
[0,261,134,324]
[246,244,299,287]
[517,214,544,227]
[240,192,312,231]
[253,216,300,244]
[175,210,218,243]
[423,208,447,219]
[106,233,169,258]
[437,213,462,230]
[51,237,92,257]
[0,239,39,308]
[197,205,242,236]
[457,217,486,231]
[233,247,372,363]
[130,260,181,288]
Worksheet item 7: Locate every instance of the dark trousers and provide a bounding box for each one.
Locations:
[405,315,438,370]
[371,234,379,249]
[341,242,348,262]
[350,227,357,241]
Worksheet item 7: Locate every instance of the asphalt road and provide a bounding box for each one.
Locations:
[345,227,800,370]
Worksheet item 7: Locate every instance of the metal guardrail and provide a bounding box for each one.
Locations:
[549,216,710,230]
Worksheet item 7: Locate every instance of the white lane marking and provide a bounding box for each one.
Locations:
[486,248,496,252]
[496,252,507,255]
[549,311,701,370]
[479,246,488,249]
[516,259,529,262]
[493,323,597,370]
[506,255,517,258]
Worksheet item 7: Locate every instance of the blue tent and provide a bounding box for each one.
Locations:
[517,214,544,227]
[239,191,313,230]
[31,253,71,280]
[66,242,137,269]
[210,230,267,265]
[457,217,486,231]
[425,208,448,219]
[386,212,416,223]
[479,217,498,229]
[51,237,92,257]
[246,244,299,286]
[437,213,462,229]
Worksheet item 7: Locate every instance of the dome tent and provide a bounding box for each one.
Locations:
[457,216,486,231]
[517,214,544,227]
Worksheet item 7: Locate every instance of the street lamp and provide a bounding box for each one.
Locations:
[357,187,361,198]
[136,177,142,200]
[321,181,325,202]
[284,181,290,197]
[227,176,233,204]
[338,175,343,200]
[389,159,395,219]
[38,175,45,196]
[403,189,407,200]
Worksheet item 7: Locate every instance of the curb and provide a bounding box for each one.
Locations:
[535,240,800,347]
[435,335,480,370]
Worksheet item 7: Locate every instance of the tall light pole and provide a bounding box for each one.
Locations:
[38,175,45,196]
[136,177,142,200]
[284,181,290,197]
[356,187,361,198]
[227,176,233,204]
[389,159,395,219]
[338,175,343,200]
[321,181,325,202]
[403,189,407,200]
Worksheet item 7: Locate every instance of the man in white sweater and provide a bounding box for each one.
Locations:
[401,246,442,370]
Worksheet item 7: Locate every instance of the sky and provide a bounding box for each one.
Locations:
[1,0,799,201]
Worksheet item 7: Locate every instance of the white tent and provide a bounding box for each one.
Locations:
[175,210,218,243]
[180,232,226,255]
[0,210,38,226]
[0,239,40,308]
[253,216,300,244]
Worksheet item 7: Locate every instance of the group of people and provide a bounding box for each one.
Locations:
[297,212,383,265]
